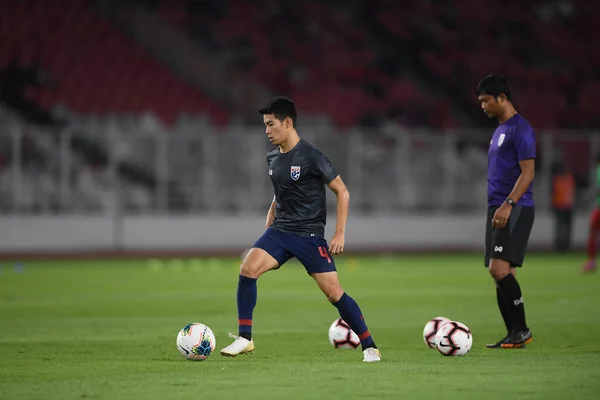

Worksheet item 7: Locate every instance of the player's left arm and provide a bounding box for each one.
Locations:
[327,175,350,256]
[493,159,535,228]
[508,159,535,203]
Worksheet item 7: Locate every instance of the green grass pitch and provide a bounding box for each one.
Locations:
[0,253,599,399]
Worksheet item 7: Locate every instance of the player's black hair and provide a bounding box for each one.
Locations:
[258,96,297,127]
[476,74,513,102]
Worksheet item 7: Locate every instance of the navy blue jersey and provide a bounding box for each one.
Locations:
[267,139,338,237]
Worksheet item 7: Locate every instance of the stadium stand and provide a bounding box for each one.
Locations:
[0,0,597,214]
[0,0,228,125]
[155,0,599,130]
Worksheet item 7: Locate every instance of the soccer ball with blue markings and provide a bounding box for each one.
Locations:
[176,323,216,361]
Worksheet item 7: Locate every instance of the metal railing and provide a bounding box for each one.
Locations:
[0,122,597,216]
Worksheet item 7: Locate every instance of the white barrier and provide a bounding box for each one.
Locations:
[0,212,590,254]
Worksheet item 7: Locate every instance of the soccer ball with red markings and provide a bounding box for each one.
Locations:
[328,318,360,349]
[435,321,472,357]
[423,316,451,348]
[176,323,216,361]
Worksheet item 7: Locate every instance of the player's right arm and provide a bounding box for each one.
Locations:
[265,195,276,229]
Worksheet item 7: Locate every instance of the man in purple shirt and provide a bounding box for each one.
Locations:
[476,75,536,349]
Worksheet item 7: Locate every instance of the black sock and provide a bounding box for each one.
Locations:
[496,286,514,334]
[496,274,528,331]
[239,332,252,341]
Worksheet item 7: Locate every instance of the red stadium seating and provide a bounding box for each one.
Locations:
[0,0,228,126]
[157,0,599,130]
[2,0,597,130]
[158,0,455,128]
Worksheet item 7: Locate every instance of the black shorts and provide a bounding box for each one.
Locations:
[484,205,535,268]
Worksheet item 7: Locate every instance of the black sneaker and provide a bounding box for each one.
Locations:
[485,334,510,349]
[500,329,533,349]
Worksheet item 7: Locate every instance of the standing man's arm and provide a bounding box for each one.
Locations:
[492,159,535,229]
[492,126,536,230]
[327,176,349,255]
[507,159,536,204]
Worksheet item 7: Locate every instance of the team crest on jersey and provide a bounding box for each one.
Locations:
[498,133,505,147]
[290,166,301,181]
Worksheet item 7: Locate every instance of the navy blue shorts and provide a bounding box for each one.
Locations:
[253,228,337,274]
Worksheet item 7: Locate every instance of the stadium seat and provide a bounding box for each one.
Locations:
[0,0,226,126]
[155,0,598,130]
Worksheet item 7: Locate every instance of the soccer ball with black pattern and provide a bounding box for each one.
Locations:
[176,323,216,361]
[435,321,472,357]
[423,316,451,348]
[328,318,360,349]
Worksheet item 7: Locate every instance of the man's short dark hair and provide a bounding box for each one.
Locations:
[476,74,513,102]
[258,97,297,126]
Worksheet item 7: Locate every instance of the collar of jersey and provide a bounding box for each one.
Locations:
[279,138,303,155]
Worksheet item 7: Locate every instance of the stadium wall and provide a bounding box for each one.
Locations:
[0,213,589,259]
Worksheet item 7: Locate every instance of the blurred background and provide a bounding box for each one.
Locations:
[0,0,598,257]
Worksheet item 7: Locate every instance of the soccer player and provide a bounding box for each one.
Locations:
[582,153,600,273]
[219,97,381,362]
[476,75,536,349]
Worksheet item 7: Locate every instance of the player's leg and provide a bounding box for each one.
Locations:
[310,271,376,348]
[485,207,515,348]
[237,248,278,337]
[291,234,380,362]
[489,259,531,348]
[311,271,381,362]
[488,205,535,349]
[493,265,518,337]
[221,229,292,357]
[582,208,600,273]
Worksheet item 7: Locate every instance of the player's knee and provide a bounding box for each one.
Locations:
[239,259,262,279]
[489,269,505,281]
[240,248,279,278]
[312,271,343,302]
[324,286,344,303]
[488,263,510,281]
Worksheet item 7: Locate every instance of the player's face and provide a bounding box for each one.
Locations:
[478,94,504,118]
[263,114,289,145]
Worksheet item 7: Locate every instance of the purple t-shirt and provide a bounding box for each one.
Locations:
[487,114,536,207]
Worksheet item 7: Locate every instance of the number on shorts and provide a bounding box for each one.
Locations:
[318,246,331,264]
